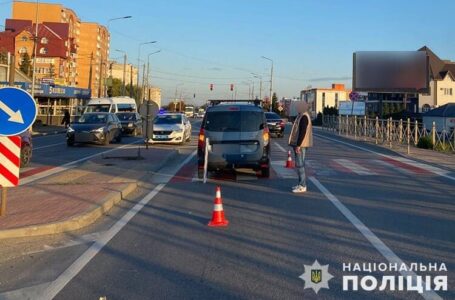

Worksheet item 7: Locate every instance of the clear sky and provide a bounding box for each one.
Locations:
[1,0,454,105]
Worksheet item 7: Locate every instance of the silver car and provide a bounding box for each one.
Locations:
[197,102,270,178]
[149,113,192,144]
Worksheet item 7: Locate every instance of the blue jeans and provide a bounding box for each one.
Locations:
[293,147,306,187]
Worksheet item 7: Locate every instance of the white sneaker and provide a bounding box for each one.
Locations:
[292,185,307,193]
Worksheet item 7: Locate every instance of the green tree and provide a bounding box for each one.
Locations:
[49,63,55,78]
[107,78,123,97]
[20,53,32,76]
[382,102,390,117]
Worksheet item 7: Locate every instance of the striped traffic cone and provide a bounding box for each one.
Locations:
[208,186,229,227]
[285,150,295,168]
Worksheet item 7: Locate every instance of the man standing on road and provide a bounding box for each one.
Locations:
[288,101,313,193]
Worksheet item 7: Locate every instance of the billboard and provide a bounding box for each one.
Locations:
[353,51,429,93]
[339,101,365,116]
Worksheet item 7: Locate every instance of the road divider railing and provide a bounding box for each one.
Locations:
[321,115,455,154]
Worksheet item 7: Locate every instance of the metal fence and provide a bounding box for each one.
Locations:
[321,115,455,154]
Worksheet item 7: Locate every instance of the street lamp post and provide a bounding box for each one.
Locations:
[137,41,157,102]
[252,73,263,100]
[31,0,40,100]
[145,50,161,100]
[115,49,127,96]
[261,56,274,112]
[104,16,131,97]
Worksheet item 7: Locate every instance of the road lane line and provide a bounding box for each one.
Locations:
[309,176,442,300]
[33,142,66,150]
[314,133,455,181]
[273,141,287,153]
[35,150,197,300]
[20,140,141,185]
[333,159,377,175]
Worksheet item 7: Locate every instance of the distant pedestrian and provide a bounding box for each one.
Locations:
[61,110,71,128]
[288,102,313,193]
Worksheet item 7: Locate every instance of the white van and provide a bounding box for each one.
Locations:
[84,97,137,114]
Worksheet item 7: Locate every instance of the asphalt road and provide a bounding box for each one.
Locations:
[0,121,453,300]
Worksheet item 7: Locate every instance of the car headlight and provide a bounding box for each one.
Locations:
[91,127,105,133]
[67,127,74,133]
[128,123,134,127]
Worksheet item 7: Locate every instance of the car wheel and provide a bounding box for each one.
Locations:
[116,132,122,143]
[20,145,32,167]
[260,166,270,178]
[103,133,110,145]
[67,138,75,147]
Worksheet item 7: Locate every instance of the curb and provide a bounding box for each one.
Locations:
[0,148,180,240]
[32,130,67,137]
[0,182,137,240]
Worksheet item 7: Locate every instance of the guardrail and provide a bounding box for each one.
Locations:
[321,115,455,154]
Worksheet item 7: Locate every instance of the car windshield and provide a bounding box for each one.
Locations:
[77,114,108,124]
[205,111,263,132]
[85,104,110,113]
[154,115,182,124]
[117,104,136,112]
[265,112,282,120]
[117,113,137,121]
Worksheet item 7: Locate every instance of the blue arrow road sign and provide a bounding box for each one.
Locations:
[0,87,37,136]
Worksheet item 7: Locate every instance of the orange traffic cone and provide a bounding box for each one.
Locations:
[208,186,229,227]
[285,150,295,168]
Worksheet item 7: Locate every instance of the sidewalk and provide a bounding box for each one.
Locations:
[316,127,455,172]
[0,146,178,239]
[31,124,67,136]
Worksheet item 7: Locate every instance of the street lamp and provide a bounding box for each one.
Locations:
[137,41,157,102]
[107,16,132,30]
[174,83,184,112]
[145,50,161,100]
[261,56,274,112]
[251,73,263,100]
[115,49,127,96]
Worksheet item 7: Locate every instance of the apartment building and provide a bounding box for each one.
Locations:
[300,83,350,114]
[109,60,138,87]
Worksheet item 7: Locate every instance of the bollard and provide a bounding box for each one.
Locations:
[354,115,357,140]
[375,116,379,144]
[406,118,411,154]
[432,121,436,149]
[415,120,419,146]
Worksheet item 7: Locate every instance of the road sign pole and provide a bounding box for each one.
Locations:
[0,187,7,216]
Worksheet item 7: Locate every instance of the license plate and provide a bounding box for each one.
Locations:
[155,135,168,139]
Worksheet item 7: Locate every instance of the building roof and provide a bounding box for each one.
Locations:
[423,103,455,117]
[419,46,455,81]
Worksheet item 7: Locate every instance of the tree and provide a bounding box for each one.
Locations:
[20,52,32,76]
[0,50,7,65]
[271,92,279,114]
[107,78,123,97]
[49,63,55,78]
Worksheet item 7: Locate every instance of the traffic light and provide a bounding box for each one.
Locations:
[230,84,234,91]
[210,84,213,91]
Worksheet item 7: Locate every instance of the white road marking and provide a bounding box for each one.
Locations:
[20,140,141,186]
[309,176,442,300]
[27,151,197,300]
[333,159,377,175]
[273,141,287,153]
[314,133,455,181]
[33,142,66,150]
[270,161,296,179]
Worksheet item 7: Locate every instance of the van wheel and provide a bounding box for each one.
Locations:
[260,166,270,178]
[67,138,75,147]
[103,133,110,145]
[116,133,122,143]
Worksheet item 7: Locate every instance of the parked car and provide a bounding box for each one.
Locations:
[149,113,192,144]
[196,108,205,118]
[265,112,285,137]
[116,112,143,136]
[67,112,122,146]
[20,130,33,167]
[197,101,270,178]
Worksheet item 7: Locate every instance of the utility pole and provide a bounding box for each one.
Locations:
[129,64,133,98]
[98,56,103,97]
[88,52,93,90]
[31,0,40,100]
[122,53,126,96]
[261,56,274,111]
[8,54,15,86]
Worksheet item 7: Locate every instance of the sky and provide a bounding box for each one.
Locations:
[1,0,455,105]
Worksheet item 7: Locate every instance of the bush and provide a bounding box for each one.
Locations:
[434,142,452,152]
[313,112,323,126]
[417,136,433,149]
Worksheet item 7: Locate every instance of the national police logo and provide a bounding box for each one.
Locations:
[299,260,334,294]
[311,269,322,283]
